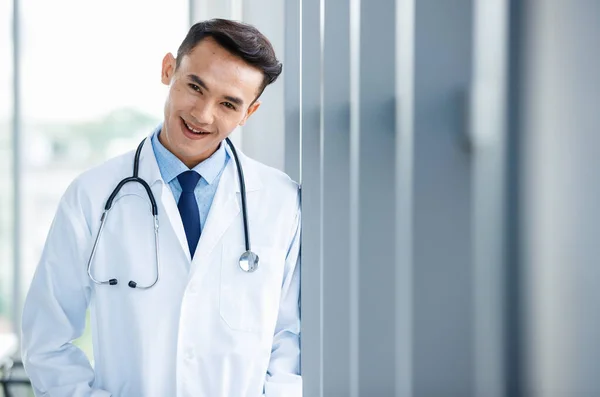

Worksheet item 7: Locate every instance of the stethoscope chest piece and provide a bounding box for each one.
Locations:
[239,250,259,273]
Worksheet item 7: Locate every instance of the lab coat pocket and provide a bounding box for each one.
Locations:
[219,244,286,333]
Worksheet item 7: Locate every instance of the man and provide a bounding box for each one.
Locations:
[21,19,301,397]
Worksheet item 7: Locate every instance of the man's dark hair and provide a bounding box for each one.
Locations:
[176,19,283,100]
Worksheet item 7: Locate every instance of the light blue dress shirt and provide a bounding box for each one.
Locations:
[151,126,229,233]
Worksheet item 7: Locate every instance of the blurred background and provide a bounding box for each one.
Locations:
[0,0,599,396]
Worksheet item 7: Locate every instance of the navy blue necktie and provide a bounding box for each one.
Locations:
[177,171,201,258]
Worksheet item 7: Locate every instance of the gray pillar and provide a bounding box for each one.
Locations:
[519,1,600,396]
[395,0,415,395]
[300,0,399,394]
[299,0,323,394]
[322,0,352,396]
[471,1,508,396]
[356,0,397,394]
[299,0,482,395]
[411,1,475,396]
[12,0,23,342]
[283,0,300,182]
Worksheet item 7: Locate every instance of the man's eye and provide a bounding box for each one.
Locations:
[222,102,235,110]
[189,84,201,92]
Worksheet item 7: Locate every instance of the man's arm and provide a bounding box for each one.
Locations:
[21,191,111,397]
[263,191,302,397]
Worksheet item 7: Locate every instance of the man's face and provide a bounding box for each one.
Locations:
[160,37,264,167]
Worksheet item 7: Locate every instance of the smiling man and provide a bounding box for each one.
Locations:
[21,19,301,397]
[160,25,267,167]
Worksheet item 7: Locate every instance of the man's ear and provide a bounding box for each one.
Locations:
[239,100,262,126]
[161,53,177,85]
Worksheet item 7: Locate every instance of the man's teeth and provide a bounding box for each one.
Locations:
[184,121,207,134]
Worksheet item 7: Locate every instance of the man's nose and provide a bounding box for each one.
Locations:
[191,102,215,125]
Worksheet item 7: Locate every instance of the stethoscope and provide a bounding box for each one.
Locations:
[87,137,259,290]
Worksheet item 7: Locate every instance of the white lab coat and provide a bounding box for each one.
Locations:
[21,132,302,397]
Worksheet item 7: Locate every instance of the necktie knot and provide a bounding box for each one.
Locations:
[178,171,201,193]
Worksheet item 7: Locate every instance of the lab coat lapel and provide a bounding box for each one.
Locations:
[161,184,191,262]
[191,156,240,269]
[136,130,191,263]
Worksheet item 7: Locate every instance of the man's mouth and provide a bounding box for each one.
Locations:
[182,118,210,135]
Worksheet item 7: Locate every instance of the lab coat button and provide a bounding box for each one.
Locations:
[185,349,194,360]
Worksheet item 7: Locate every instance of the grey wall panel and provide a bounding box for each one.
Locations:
[395,0,415,395]
[278,0,487,394]
[412,0,474,396]
[189,0,232,23]
[12,0,23,340]
[357,0,397,395]
[322,0,352,396]
[299,0,324,395]
[471,1,508,396]
[505,0,526,395]
[284,0,301,182]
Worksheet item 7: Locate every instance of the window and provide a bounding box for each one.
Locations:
[16,0,188,357]
[0,0,14,338]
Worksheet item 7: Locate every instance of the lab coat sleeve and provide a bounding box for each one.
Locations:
[263,193,302,397]
[21,193,112,397]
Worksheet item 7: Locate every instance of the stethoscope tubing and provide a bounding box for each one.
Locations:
[87,136,254,289]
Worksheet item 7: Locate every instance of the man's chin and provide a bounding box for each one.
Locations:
[178,145,212,161]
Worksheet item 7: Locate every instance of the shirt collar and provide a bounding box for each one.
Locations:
[151,125,228,185]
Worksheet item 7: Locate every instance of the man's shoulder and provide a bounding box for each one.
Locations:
[61,150,135,209]
[243,155,299,196]
[76,150,133,185]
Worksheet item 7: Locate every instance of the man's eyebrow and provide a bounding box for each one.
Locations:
[224,95,244,106]
[188,74,245,107]
[188,74,209,91]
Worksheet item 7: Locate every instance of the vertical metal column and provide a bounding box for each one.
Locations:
[321,0,352,396]
[299,0,323,395]
[284,0,301,182]
[11,0,22,341]
[471,0,509,396]
[519,1,600,395]
[348,1,360,395]
[189,0,232,22]
[299,0,482,394]
[504,0,525,395]
[188,0,195,26]
[411,1,475,396]
[356,0,397,395]
[395,0,415,395]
